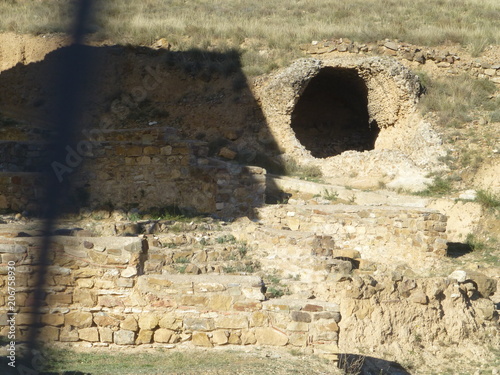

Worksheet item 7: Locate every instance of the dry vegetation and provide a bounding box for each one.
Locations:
[1,0,500,75]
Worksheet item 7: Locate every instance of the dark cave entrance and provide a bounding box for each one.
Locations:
[290,67,379,158]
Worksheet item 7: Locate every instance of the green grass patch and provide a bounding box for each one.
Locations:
[418,74,498,128]
[475,189,500,211]
[415,176,453,196]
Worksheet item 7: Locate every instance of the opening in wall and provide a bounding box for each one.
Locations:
[290,67,379,158]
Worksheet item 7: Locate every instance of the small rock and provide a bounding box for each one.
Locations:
[384,41,399,51]
[459,190,477,200]
[448,270,467,283]
[218,147,237,160]
[83,240,94,249]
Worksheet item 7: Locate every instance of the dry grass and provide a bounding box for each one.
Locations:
[1,0,499,75]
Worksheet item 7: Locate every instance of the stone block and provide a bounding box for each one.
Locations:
[215,316,248,329]
[184,318,214,331]
[74,289,97,307]
[120,315,138,331]
[40,326,59,341]
[159,315,182,330]
[287,322,309,332]
[291,311,311,323]
[65,311,93,328]
[233,302,262,312]
[180,295,208,306]
[250,311,268,327]
[228,332,242,345]
[121,266,138,278]
[41,313,65,327]
[241,329,256,345]
[289,333,308,347]
[207,295,232,311]
[94,313,120,328]
[99,327,113,343]
[76,279,94,288]
[46,293,72,306]
[114,330,135,345]
[60,327,79,342]
[154,328,175,343]
[98,295,124,308]
[79,327,99,342]
[212,330,229,345]
[314,320,339,332]
[137,329,154,344]
[192,332,212,347]
[139,314,159,330]
[255,327,288,346]
[303,304,324,312]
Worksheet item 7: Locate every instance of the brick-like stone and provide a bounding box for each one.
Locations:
[137,329,154,344]
[79,327,99,342]
[40,326,60,341]
[41,313,65,326]
[241,329,256,345]
[212,330,229,345]
[121,315,138,331]
[74,289,97,307]
[46,293,72,305]
[303,304,324,312]
[255,327,288,346]
[215,316,248,329]
[65,311,93,328]
[233,302,262,312]
[159,315,182,330]
[228,332,242,345]
[291,311,311,323]
[184,318,214,331]
[76,279,94,288]
[139,314,159,330]
[250,311,268,327]
[180,295,208,306]
[99,327,113,343]
[59,327,79,342]
[154,328,175,343]
[207,295,232,311]
[94,313,120,328]
[192,332,212,347]
[114,330,135,345]
[287,322,309,332]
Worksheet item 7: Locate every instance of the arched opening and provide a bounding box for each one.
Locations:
[290,67,379,158]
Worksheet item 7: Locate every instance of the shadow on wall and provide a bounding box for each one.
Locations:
[0,44,278,219]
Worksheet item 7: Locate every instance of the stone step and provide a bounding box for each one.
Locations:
[267,174,430,208]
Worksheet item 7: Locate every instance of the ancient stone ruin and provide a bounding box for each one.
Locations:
[0,34,498,372]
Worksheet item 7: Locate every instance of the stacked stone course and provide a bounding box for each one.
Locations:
[0,236,340,358]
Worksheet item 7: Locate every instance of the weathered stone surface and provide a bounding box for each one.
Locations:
[94,313,120,328]
[40,326,60,341]
[136,329,154,344]
[74,289,97,307]
[212,330,229,345]
[184,318,214,331]
[192,332,212,347]
[59,327,79,342]
[99,327,113,343]
[228,332,242,345]
[241,329,256,345]
[287,322,309,332]
[255,327,288,346]
[47,293,72,305]
[79,327,99,342]
[41,313,65,326]
[410,291,428,305]
[121,315,138,331]
[448,270,467,283]
[139,314,159,330]
[215,316,249,329]
[207,295,232,311]
[154,328,174,343]
[121,266,138,278]
[159,315,182,330]
[250,311,268,327]
[114,330,135,345]
[291,311,311,323]
[65,311,93,328]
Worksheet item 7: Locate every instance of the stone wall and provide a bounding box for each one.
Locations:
[0,236,339,358]
[257,204,448,260]
[0,172,43,213]
[0,127,266,218]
